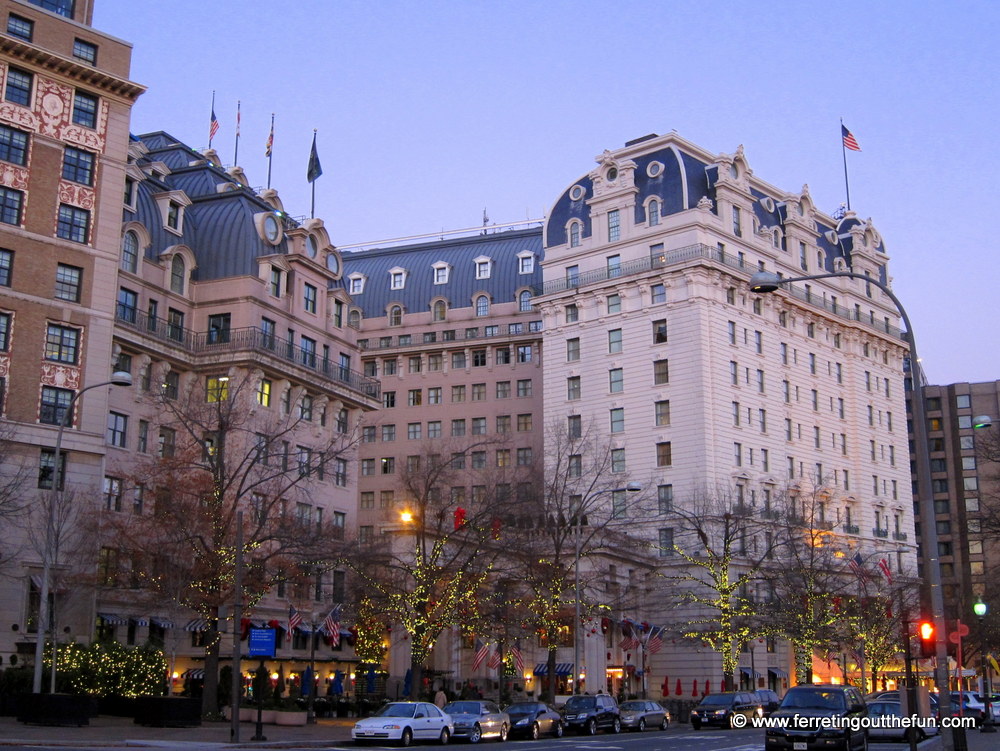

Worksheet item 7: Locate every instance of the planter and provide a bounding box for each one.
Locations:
[239,706,257,722]
[18,693,91,726]
[134,696,201,727]
[274,709,308,726]
[258,708,277,724]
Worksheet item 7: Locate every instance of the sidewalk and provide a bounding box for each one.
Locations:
[0,714,355,748]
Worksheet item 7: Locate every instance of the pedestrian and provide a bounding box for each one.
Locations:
[434,687,447,708]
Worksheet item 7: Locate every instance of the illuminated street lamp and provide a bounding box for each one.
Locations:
[749,270,953,749]
[32,371,133,695]
[974,598,995,732]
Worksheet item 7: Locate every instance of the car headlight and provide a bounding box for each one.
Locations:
[515,718,529,725]
[382,724,402,730]
[714,710,726,715]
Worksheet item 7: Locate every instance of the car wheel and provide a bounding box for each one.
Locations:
[498,724,507,742]
[531,722,540,740]
[400,728,413,747]
[468,724,481,744]
[692,720,702,730]
[439,727,450,745]
[638,718,646,732]
[554,722,564,738]
[612,718,621,734]
[587,718,597,735]
[660,717,669,731]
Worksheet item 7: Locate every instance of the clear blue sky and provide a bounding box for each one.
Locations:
[94,0,1000,387]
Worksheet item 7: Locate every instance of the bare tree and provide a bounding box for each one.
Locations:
[100,369,357,715]
[0,422,34,569]
[660,487,781,691]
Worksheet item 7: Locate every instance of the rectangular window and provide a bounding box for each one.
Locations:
[657,484,673,514]
[653,319,668,344]
[609,368,623,393]
[471,417,487,435]
[651,283,666,304]
[72,90,98,128]
[54,264,82,302]
[653,359,669,384]
[45,324,79,363]
[62,146,95,185]
[407,422,422,440]
[608,210,620,242]
[610,407,624,433]
[567,376,581,400]
[656,441,672,467]
[303,283,317,313]
[206,376,229,402]
[0,249,10,287]
[57,204,90,243]
[471,383,486,401]
[7,14,33,41]
[103,476,123,512]
[73,38,98,64]
[0,125,28,166]
[517,447,532,465]
[0,187,24,225]
[516,344,532,362]
[106,412,127,447]
[608,328,622,353]
[256,378,271,407]
[517,379,532,397]
[40,386,73,425]
[451,419,466,437]
[611,448,626,473]
[495,414,510,433]
[658,528,674,556]
[4,68,32,107]
[655,400,670,426]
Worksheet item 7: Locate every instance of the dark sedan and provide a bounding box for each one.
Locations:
[619,699,670,731]
[503,701,564,739]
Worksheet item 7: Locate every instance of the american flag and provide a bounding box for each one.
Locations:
[512,642,524,674]
[877,558,893,585]
[209,108,219,141]
[646,626,664,654]
[472,638,489,671]
[848,552,870,580]
[324,605,341,647]
[620,622,639,651]
[841,124,861,152]
[287,604,302,632]
[487,649,502,670]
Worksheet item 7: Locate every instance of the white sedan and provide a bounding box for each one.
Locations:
[352,701,453,746]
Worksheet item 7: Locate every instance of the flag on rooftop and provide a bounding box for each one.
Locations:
[307,130,323,183]
[841,124,861,152]
[265,116,274,157]
[209,108,219,142]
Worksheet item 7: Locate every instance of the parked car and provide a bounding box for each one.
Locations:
[442,700,509,743]
[619,699,669,731]
[764,684,867,751]
[867,700,938,742]
[690,692,762,729]
[753,689,782,715]
[561,693,621,734]
[503,701,564,739]
[351,701,453,746]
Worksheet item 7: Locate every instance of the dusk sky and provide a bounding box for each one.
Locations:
[94,0,1000,387]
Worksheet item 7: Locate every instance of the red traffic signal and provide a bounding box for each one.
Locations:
[918,621,935,658]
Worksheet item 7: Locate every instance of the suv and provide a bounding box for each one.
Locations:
[753,689,782,715]
[690,692,762,729]
[764,684,867,750]
[561,694,620,734]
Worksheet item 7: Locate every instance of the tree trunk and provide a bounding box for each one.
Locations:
[201,614,220,717]
[409,652,423,700]
[545,648,557,703]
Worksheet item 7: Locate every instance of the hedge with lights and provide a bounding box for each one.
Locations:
[45,641,167,698]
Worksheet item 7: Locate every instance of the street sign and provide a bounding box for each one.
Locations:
[248,628,276,657]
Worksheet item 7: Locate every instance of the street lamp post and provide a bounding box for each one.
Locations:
[572,482,640,695]
[32,371,133,695]
[749,270,954,749]
[974,599,994,732]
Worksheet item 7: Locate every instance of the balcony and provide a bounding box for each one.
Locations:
[358,322,542,352]
[537,243,902,339]
[841,524,860,535]
[115,307,380,401]
[892,531,908,542]
[873,528,889,539]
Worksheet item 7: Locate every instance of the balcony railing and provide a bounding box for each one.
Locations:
[536,243,903,339]
[873,528,889,538]
[892,531,908,541]
[116,307,380,400]
[358,322,542,352]
[842,524,860,535]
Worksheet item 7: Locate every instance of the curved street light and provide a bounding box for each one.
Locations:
[748,270,955,749]
[32,371,133,695]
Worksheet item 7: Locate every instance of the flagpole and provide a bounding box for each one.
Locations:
[234,100,241,166]
[209,90,216,149]
[266,113,274,189]
[840,118,851,211]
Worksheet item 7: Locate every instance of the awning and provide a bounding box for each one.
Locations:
[183,668,205,679]
[97,612,128,625]
[533,663,573,676]
[132,617,149,626]
[185,619,209,632]
[151,617,174,629]
[768,667,788,678]
[739,667,761,678]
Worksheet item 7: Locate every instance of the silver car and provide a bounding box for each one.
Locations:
[619,699,670,731]
[443,700,509,743]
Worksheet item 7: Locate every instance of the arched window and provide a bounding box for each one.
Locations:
[648,199,660,226]
[170,255,185,294]
[475,295,489,317]
[348,309,361,328]
[772,230,781,249]
[388,305,402,326]
[121,231,139,273]
[569,222,581,248]
[518,290,532,312]
[432,300,447,321]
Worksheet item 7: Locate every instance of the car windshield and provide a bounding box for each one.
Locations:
[782,690,846,710]
[564,696,596,710]
[505,703,538,715]
[444,702,483,715]
[701,694,734,705]
[620,701,647,711]
[375,704,417,718]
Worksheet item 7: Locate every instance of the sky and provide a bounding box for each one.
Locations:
[93,0,1000,387]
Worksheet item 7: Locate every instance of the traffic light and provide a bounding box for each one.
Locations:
[918,621,935,658]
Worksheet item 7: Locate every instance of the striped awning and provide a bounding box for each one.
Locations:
[132,617,149,627]
[739,667,761,678]
[151,617,174,629]
[97,612,128,625]
[533,662,573,676]
[768,667,788,678]
[185,619,209,632]
[183,668,205,679]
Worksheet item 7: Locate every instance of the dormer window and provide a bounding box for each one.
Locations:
[474,256,492,280]
[648,199,660,226]
[388,305,403,327]
[170,255,186,295]
[518,290,533,312]
[475,295,490,317]
[517,252,534,274]
[389,266,408,290]
[348,274,366,295]
[432,299,447,321]
[432,261,451,284]
[569,222,581,248]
